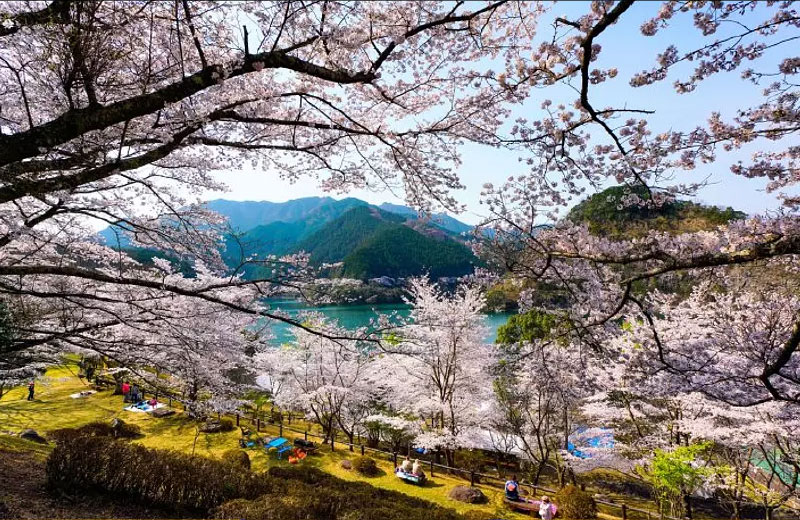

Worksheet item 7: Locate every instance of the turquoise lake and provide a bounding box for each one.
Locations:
[263,299,513,345]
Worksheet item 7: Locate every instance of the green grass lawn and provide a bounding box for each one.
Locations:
[0,364,534,519]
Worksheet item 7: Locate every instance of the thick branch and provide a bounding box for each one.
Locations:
[0,52,375,168]
[0,0,70,37]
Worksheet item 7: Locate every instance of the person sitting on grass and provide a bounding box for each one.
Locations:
[505,475,523,502]
[411,458,424,478]
[148,397,158,407]
[400,456,412,473]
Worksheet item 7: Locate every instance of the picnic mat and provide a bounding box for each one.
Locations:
[123,402,165,413]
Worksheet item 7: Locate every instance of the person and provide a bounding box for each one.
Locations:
[121,381,130,402]
[539,496,555,520]
[400,456,412,473]
[411,458,424,477]
[148,397,158,407]
[27,380,35,401]
[131,384,140,403]
[505,475,521,501]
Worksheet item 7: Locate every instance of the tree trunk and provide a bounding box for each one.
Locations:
[682,491,693,520]
[532,461,545,485]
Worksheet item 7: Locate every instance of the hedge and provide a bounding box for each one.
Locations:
[215,466,463,520]
[46,435,268,513]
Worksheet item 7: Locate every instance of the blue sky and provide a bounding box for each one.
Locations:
[208,2,795,225]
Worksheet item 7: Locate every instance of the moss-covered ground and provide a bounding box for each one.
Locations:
[0,364,533,519]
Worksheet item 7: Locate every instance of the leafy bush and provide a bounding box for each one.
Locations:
[221,449,251,470]
[48,420,140,443]
[554,485,598,520]
[46,435,268,513]
[219,417,235,431]
[352,456,379,477]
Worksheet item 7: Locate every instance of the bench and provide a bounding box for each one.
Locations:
[503,498,558,517]
[264,437,292,459]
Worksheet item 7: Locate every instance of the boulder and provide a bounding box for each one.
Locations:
[200,420,225,433]
[19,429,47,444]
[341,459,353,470]
[448,485,488,504]
[152,408,175,418]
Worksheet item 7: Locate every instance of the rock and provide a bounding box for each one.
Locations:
[19,429,47,444]
[200,420,225,433]
[448,485,488,504]
[152,408,175,418]
[341,459,353,470]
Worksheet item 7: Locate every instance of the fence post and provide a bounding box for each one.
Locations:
[361,445,365,456]
[279,423,283,437]
[580,483,586,491]
[470,471,476,487]
[257,418,261,432]
[430,458,434,477]
[236,414,239,426]
[304,430,308,441]
[622,504,627,520]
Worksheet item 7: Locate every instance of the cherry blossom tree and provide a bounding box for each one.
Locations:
[377,277,494,465]
[260,314,373,446]
[0,0,536,378]
[479,1,800,411]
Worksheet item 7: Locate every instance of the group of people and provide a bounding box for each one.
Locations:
[121,381,150,404]
[397,456,425,478]
[505,475,555,520]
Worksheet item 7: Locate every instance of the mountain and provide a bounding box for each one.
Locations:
[378,202,473,235]
[98,197,477,281]
[207,197,367,232]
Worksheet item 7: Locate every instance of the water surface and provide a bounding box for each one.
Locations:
[263,298,512,345]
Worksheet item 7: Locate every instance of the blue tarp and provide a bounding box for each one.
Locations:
[567,427,614,459]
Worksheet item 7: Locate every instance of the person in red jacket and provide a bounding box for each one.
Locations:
[121,381,131,402]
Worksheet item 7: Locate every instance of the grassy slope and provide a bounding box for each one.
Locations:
[0,365,530,520]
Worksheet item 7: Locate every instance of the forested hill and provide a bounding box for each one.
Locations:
[567,186,746,238]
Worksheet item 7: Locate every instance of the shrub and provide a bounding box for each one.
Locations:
[221,449,251,470]
[219,417,235,431]
[352,456,379,477]
[554,484,598,520]
[46,435,268,513]
[48,420,140,443]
